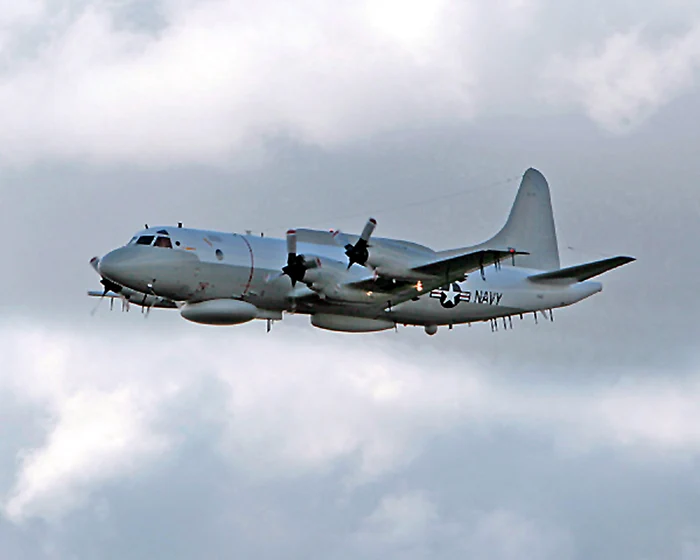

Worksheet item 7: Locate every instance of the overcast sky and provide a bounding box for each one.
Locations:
[1,1,700,558]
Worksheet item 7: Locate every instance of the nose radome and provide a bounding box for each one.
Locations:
[98,248,134,283]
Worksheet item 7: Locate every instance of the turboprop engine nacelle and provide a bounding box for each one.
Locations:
[311,314,394,333]
[180,299,259,325]
[301,260,379,304]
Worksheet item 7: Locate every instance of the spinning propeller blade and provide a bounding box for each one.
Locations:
[89,256,125,316]
[90,288,108,316]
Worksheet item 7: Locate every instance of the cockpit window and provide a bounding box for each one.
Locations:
[127,236,137,245]
[154,236,172,248]
[136,235,155,246]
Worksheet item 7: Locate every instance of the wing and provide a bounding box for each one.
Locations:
[346,249,526,305]
[411,249,526,281]
[281,225,526,308]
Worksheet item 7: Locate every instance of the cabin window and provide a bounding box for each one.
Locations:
[154,236,173,249]
[136,235,155,246]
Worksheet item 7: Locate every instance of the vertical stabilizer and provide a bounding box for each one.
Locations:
[486,168,560,271]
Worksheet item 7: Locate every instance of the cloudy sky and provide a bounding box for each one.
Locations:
[1,0,700,558]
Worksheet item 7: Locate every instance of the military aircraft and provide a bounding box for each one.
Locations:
[88,168,634,335]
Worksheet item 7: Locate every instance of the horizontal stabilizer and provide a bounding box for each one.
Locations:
[528,256,635,284]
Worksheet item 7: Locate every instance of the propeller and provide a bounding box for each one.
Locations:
[91,279,122,314]
[142,282,159,317]
[89,257,124,315]
[344,218,376,269]
[90,291,107,316]
[281,230,307,286]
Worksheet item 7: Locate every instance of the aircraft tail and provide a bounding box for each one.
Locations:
[485,168,560,271]
[437,169,634,279]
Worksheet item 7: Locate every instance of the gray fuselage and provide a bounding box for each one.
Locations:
[96,226,601,328]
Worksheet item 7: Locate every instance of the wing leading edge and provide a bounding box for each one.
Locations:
[411,249,527,280]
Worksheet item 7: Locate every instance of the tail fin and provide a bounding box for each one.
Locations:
[486,168,560,271]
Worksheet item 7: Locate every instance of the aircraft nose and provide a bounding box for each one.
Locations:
[98,248,135,283]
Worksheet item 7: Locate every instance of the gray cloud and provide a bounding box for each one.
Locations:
[1,324,699,558]
[1,1,700,558]
[0,0,700,164]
